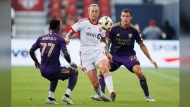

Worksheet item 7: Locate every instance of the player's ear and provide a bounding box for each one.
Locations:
[130,16,133,20]
[57,26,60,31]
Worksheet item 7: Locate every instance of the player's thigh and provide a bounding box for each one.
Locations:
[132,64,144,77]
[81,61,96,74]
[109,55,122,72]
[95,50,110,70]
[109,62,121,72]
[81,52,96,74]
[56,66,77,80]
[122,55,140,72]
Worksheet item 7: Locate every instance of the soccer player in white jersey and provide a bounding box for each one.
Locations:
[65,4,116,101]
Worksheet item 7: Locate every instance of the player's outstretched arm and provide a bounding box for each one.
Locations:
[65,30,75,45]
[29,48,40,69]
[105,38,113,63]
[62,49,77,68]
[138,42,158,69]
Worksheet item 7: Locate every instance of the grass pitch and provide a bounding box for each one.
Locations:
[12,67,179,107]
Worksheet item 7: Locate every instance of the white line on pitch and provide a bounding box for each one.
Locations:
[143,69,179,82]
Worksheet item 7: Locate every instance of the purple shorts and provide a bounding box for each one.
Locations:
[42,66,77,81]
[109,55,140,72]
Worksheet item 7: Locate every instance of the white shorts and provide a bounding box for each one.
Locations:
[80,49,108,73]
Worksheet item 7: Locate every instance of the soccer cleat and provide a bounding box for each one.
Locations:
[110,91,116,101]
[62,96,74,105]
[145,96,155,102]
[100,94,111,102]
[45,97,58,104]
[90,95,102,101]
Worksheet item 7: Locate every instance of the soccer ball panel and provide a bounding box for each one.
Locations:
[98,16,113,30]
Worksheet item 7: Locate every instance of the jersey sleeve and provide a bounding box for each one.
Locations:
[107,28,114,41]
[60,37,67,51]
[135,30,143,44]
[71,19,85,32]
[31,37,41,50]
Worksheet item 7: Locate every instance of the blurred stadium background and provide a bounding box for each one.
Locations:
[11,0,179,107]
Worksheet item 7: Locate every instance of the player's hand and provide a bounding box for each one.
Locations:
[106,52,113,63]
[35,62,40,69]
[150,60,158,69]
[65,39,70,45]
[70,62,78,69]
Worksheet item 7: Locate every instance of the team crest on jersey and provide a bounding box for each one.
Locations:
[128,33,133,38]
[99,28,102,32]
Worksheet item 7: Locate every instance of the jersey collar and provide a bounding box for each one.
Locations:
[88,17,98,25]
[120,22,130,29]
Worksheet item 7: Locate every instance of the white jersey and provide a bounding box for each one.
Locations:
[71,18,106,53]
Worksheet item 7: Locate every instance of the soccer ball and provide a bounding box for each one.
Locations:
[98,16,113,30]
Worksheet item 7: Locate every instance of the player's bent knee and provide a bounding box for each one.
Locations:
[100,65,109,72]
[72,69,78,76]
[135,71,144,78]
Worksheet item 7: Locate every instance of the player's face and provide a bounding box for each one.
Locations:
[88,6,99,20]
[121,12,132,25]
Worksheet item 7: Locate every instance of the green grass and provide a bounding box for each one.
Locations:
[12,67,179,107]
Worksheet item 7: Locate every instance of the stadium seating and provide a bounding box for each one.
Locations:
[98,0,110,17]
[49,1,61,20]
[83,0,94,17]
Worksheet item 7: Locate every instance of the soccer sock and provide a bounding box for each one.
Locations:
[67,70,78,91]
[103,72,114,94]
[139,76,149,96]
[65,88,71,96]
[49,80,58,98]
[93,86,103,97]
[49,91,54,98]
[99,73,106,93]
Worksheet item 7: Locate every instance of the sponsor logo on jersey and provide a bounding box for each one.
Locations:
[86,32,101,39]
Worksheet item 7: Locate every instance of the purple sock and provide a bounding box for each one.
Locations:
[68,70,78,91]
[139,76,149,96]
[99,73,106,93]
[50,80,58,92]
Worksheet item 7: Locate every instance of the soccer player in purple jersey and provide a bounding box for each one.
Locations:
[29,19,78,105]
[90,8,158,102]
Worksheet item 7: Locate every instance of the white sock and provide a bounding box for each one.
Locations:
[103,72,114,94]
[65,88,71,96]
[93,86,103,97]
[48,91,54,98]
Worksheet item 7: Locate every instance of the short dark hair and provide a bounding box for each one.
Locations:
[121,8,132,16]
[50,19,60,30]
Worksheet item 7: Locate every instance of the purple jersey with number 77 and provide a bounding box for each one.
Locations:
[31,33,67,78]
